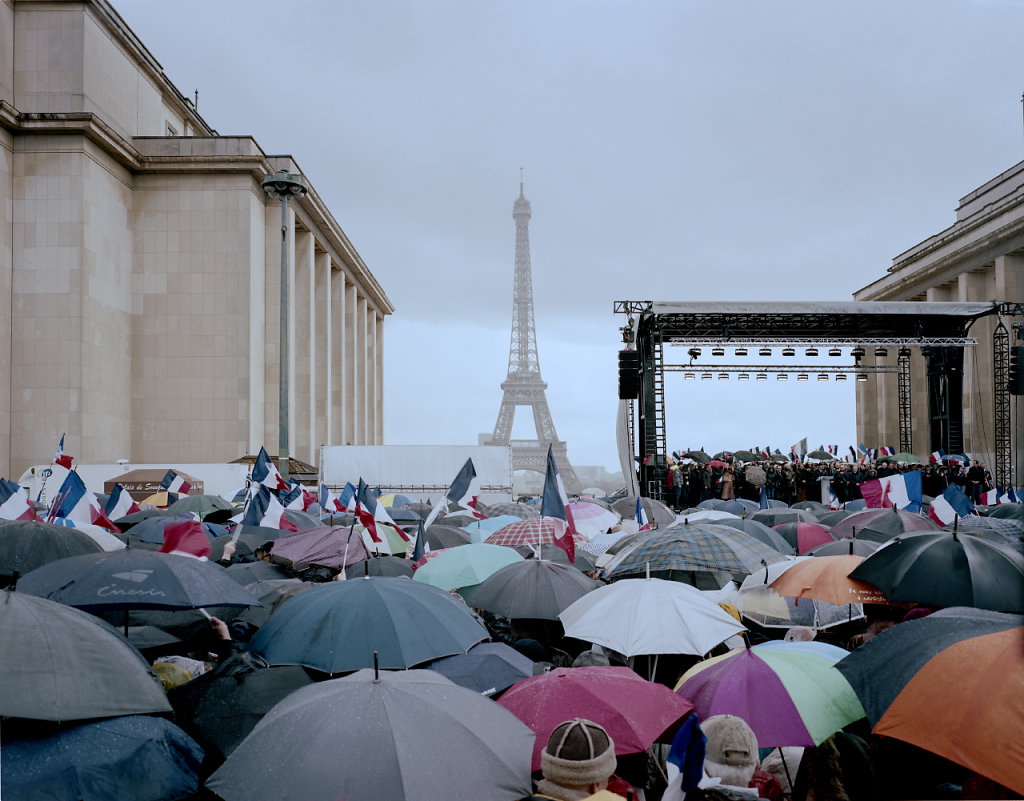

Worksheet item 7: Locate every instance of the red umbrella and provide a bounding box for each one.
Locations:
[772,522,835,555]
[497,665,695,770]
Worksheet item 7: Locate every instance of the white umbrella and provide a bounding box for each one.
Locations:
[558,576,746,658]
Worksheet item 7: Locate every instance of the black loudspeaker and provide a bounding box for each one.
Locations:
[618,349,640,399]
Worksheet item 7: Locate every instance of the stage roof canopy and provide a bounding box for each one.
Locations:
[616,301,997,342]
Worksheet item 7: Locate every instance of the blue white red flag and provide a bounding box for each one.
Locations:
[338,482,357,512]
[759,485,768,510]
[241,486,298,531]
[251,446,288,491]
[858,471,923,512]
[158,519,212,559]
[411,518,427,562]
[930,449,945,464]
[104,483,140,520]
[0,478,35,521]
[279,483,304,510]
[540,445,577,563]
[319,483,344,513]
[999,487,1019,504]
[662,713,706,801]
[354,479,409,545]
[980,487,998,506]
[160,469,192,495]
[829,485,841,510]
[447,459,486,519]
[635,496,652,531]
[928,484,975,526]
[54,434,73,470]
[48,470,120,531]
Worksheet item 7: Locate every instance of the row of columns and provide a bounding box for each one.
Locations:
[256,203,383,467]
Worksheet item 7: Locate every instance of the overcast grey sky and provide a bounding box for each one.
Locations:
[118,0,1024,472]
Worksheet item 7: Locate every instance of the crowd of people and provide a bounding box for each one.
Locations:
[662,457,995,510]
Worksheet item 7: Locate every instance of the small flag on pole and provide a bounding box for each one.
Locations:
[540,445,577,563]
[54,434,73,470]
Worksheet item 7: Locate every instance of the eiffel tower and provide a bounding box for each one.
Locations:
[485,175,582,495]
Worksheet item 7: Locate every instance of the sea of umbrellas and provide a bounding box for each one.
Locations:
[1,485,1023,800]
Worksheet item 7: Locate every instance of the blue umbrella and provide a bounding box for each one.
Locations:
[247,576,489,672]
[425,641,535,696]
[1,715,204,801]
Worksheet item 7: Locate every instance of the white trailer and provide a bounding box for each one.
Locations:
[319,445,513,505]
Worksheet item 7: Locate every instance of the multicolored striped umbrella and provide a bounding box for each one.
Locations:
[675,640,865,747]
[484,519,586,548]
[836,607,1024,795]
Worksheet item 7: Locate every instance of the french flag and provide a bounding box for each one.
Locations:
[759,485,769,510]
[635,496,652,531]
[540,444,577,563]
[104,483,140,520]
[930,449,945,464]
[280,480,315,512]
[447,459,486,519]
[0,478,36,521]
[158,519,212,560]
[928,484,975,526]
[319,483,344,513]
[54,434,73,470]
[251,446,288,491]
[980,487,999,506]
[829,485,841,510]
[48,470,120,531]
[338,482,357,512]
[354,479,409,546]
[241,486,298,531]
[160,469,192,495]
[999,487,1019,504]
[858,471,923,512]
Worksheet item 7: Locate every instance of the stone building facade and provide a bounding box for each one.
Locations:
[0,0,392,478]
[855,160,1024,473]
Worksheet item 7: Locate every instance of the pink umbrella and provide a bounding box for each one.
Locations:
[498,665,695,770]
[269,526,370,570]
[565,501,619,538]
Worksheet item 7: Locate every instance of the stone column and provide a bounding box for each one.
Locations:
[316,250,330,454]
[959,268,995,466]
[356,295,368,445]
[344,280,358,445]
[247,193,267,454]
[330,267,344,445]
[293,230,313,464]
[375,313,384,443]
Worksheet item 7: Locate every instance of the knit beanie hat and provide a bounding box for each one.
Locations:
[541,718,617,787]
[702,715,759,787]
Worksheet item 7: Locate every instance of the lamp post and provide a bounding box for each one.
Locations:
[262,168,308,483]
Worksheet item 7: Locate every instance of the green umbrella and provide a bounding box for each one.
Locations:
[413,543,523,593]
[892,452,921,464]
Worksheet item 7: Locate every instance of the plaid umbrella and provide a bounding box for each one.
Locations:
[479,502,539,520]
[606,521,786,578]
[484,519,586,548]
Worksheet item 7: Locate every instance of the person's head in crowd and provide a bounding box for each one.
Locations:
[536,718,617,801]
[702,714,759,789]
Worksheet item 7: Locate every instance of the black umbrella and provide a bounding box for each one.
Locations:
[807,538,881,557]
[849,531,1024,611]
[1,715,204,800]
[849,508,941,543]
[988,503,1024,521]
[169,652,314,768]
[206,668,535,801]
[424,524,472,550]
[0,590,171,721]
[0,519,102,582]
[114,508,173,530]
[462,559,601,620]
[223,560,290,585]
[424,641,535,696]
[813,509,853,526]
[120,513,194,544]
[344,555,415,579]
[684,450,710,464]
[751,508,817,527]
[282,509,321,531]
[18,549,260,612]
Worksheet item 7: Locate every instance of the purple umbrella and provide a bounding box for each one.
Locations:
[269,526,370,570]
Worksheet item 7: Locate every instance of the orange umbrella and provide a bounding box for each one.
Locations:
[768,554,888,605]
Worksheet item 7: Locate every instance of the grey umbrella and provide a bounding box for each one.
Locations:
[462,558,602,619]
[612,496,676,525]
[714,517,794,553]
[424,524,473,550]
[482,501,540,520]
[206,669,535,801]
[0,519,103,582]
[0,590,171,721]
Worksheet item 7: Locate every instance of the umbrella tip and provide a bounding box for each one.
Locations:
[373,650,380,681]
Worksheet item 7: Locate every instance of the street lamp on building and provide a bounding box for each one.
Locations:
[262,168,308,483]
